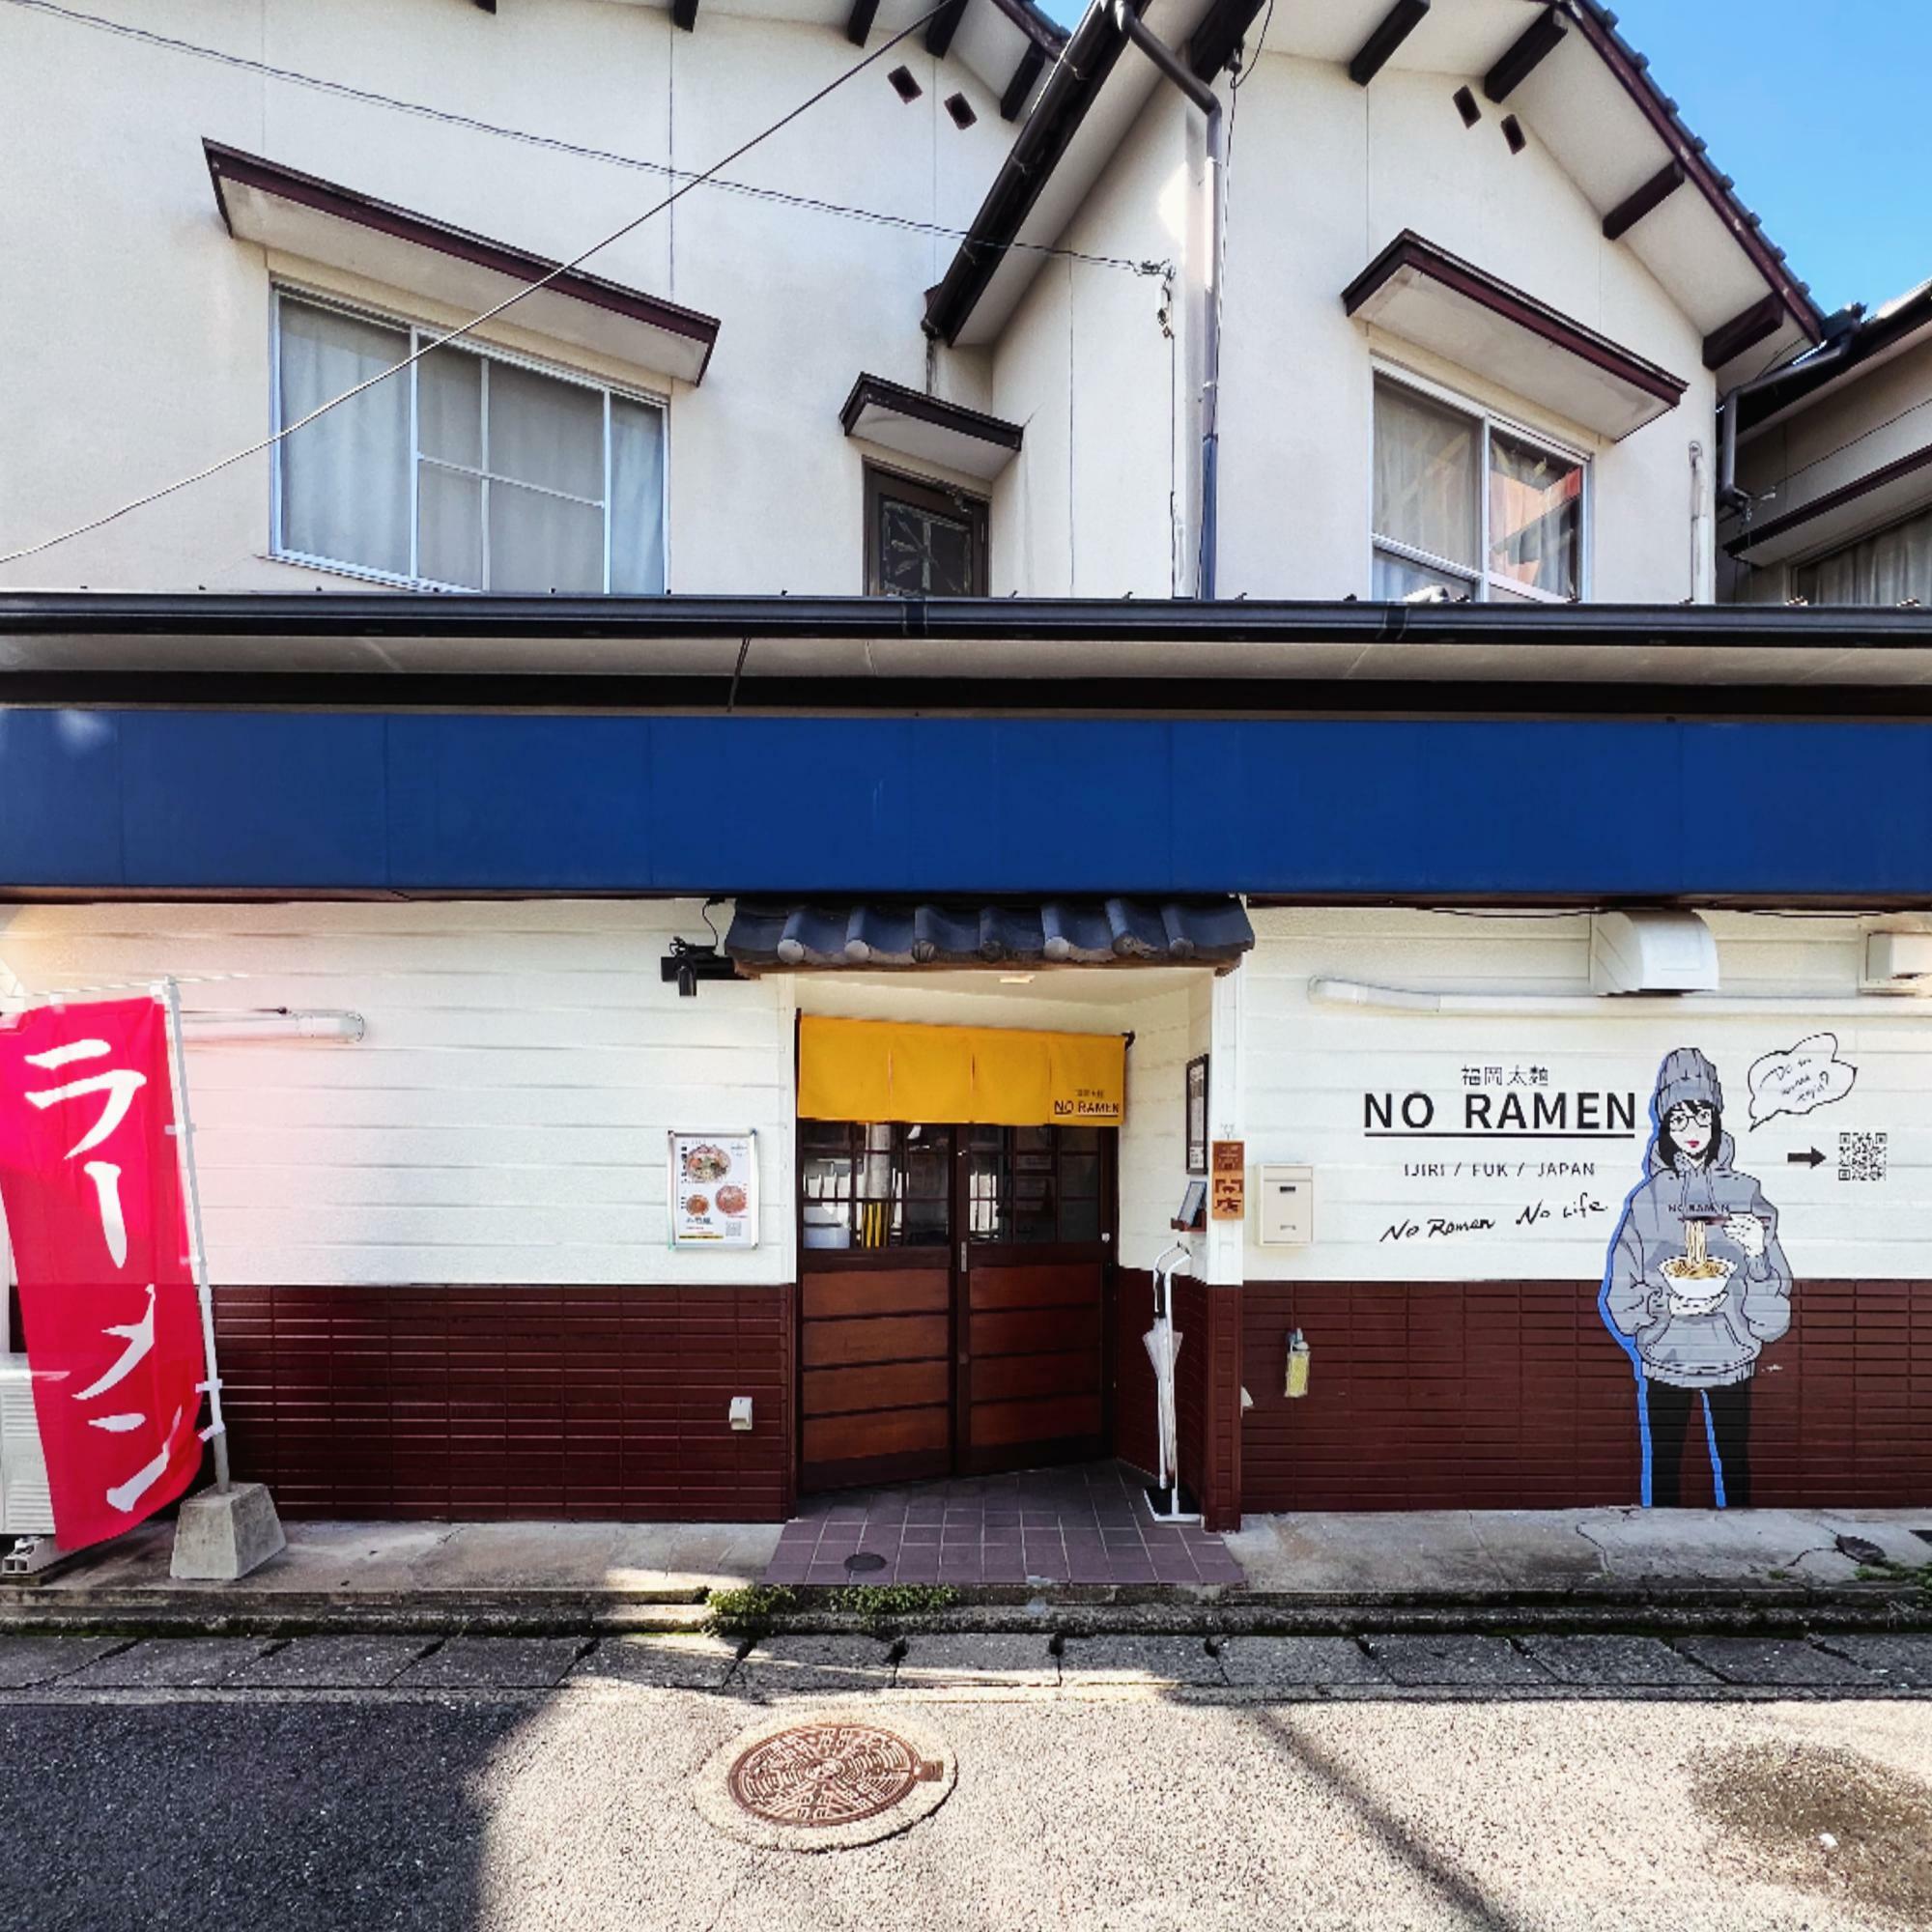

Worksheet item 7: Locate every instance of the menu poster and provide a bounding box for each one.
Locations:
[669,1131,759,1248]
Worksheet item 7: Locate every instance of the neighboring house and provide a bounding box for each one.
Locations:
[1,0,1929,1537]
[1721,279,1932,609]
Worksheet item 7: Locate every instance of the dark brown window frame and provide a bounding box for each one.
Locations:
[864,464,990,597]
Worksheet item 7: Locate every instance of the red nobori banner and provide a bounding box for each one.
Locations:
[0,998,204,1548]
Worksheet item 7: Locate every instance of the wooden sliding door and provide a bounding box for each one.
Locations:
[797,1118,1115,1492]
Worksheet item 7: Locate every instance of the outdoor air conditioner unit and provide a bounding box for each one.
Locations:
[1589,910,1719,995]
[0,1360,53,1539]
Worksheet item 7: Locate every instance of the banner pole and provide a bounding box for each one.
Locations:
[158,977,229,1493]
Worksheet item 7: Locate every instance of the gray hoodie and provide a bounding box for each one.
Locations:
[1603,1127,1793,1388]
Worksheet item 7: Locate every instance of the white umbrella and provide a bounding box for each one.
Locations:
[1143,1317,1182,1492]
[1143,1241,1190,1520]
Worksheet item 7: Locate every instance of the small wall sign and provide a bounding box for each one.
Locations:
[669,1131,759,1247]
[1210,1139,1245,1222]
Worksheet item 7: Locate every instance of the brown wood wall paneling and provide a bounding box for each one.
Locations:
[215,1283,794,1522]
[1240,1279,1932,1513]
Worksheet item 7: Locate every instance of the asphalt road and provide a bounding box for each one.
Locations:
[2,1632,1930,1930]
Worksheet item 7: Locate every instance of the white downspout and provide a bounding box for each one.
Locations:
[1689,439,1712,604]
[1111,0,1221,600]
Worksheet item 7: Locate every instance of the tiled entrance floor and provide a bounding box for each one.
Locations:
[763,1461,1245,1588]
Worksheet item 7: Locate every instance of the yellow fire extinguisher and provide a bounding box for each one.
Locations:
[1286,1328,1311,1400]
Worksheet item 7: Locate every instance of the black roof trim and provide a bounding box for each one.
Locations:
[1736,281,1932,438]
[1566,1,1822,344]
[839,373,1025,449]
[205,141,722,370]
[1185,0,1271,81]
[7,671,1932,722]
[923,2,1138,345]
[8,592,1932,648]
[985,0,1070,54]
[928,0,1827,352]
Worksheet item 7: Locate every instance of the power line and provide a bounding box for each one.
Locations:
[0,0,1154,277]
[0,2,976,569]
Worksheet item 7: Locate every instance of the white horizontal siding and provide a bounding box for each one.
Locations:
[1236,908,1932,1284]
[0,901,795,1288]
[1117,981,1203,1277]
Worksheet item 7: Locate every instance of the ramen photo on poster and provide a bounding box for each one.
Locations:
[669,1131,760,1248]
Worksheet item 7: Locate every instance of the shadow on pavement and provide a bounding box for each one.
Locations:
[0,1695,523,1931]
[1243,1702,1541,1932]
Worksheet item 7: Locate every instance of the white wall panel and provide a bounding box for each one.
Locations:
[1236,907,1932,1284]
[0,901,795,1287]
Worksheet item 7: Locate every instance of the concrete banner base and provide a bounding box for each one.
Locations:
[170,1484,287,1582]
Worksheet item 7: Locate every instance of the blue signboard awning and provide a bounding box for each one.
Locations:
[3,708,1931,902]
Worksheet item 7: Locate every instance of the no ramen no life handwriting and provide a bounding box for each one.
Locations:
[1365,1088,1641,1139]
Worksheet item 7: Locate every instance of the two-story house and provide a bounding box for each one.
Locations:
[1,0,1928,1538]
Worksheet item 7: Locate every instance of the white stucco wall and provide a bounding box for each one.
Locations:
[0,0,1014,595]
[1231,907,1932,1287]
[0,4,1742,603]
[1222,56,1714,602]
[991,48,1719,602]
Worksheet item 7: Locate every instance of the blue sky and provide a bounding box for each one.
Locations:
[1032,1,1927,315]
[1606,1,1928,315]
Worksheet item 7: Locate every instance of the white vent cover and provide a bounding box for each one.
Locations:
[1865,930,1932,987]
[1589,910,1719,995]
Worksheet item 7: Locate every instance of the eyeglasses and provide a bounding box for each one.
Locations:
[1667,1103,1715,1127]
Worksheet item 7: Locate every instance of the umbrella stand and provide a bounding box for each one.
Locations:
[1143,1240,1203,1526]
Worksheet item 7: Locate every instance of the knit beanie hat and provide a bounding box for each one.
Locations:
[1655,1046,1722,1117]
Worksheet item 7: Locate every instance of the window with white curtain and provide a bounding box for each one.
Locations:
[1372,376,1585,602]
[273,291,667,593]
[1792,505,1932,606]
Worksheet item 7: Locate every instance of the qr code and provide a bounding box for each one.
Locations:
[1838,1130,1888,1182]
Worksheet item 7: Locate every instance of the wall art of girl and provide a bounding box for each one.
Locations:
[1600,1047,1793,1507]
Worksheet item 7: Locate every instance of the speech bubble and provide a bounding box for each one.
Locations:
[1747,1032,1858,1130]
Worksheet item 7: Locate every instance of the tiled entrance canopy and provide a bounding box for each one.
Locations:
[725,896,1255,970]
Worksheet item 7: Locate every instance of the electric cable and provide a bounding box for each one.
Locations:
[0,0,1154,276]
[0,3,958,569]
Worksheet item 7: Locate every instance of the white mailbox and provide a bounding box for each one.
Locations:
[1258,1165,1314,1246]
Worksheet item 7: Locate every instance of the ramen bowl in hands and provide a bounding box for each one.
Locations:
[1662,1255,1735,1316]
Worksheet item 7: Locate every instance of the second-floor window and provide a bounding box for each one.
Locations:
[273,292,667,593]
[866,467,987,596]
[1372,375,1584,603]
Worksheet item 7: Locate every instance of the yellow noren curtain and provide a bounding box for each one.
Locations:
[797,1015,1125,1126]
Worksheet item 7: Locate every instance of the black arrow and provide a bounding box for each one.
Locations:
[1787,1147,1826,1169]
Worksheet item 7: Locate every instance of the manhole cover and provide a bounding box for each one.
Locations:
[694,1712,955,1851]
[842,1551,888,1575]
[732,1721,936,1825]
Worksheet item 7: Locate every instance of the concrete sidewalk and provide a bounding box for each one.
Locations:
[1,1518,779,1630]
[2,1505,1927,1634]
[1229,1505,1932,1602]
